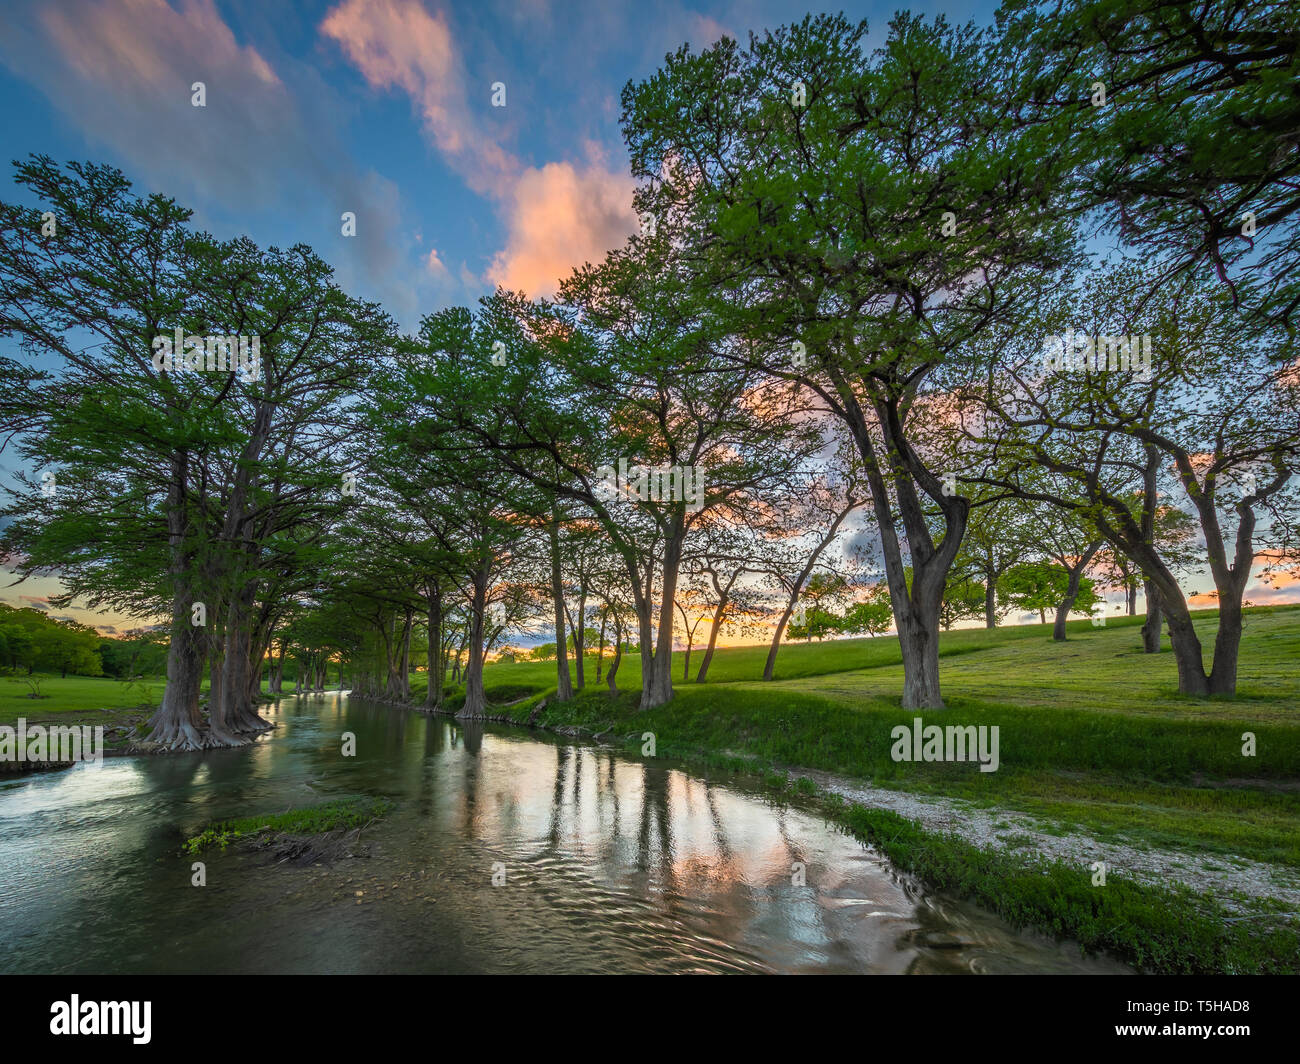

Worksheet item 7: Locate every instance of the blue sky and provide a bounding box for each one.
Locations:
[0,0,993,331]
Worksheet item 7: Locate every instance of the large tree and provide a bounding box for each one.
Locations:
[622,12,1076,706]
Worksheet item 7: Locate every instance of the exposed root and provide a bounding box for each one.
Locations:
[205,725,254,748]
[141,716,212,752]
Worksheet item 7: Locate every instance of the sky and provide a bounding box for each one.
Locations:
[0,0,1294,635]
[0,0,992,329]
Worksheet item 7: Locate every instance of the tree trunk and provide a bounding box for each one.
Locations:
[1208,600,1243,695]
[573,591,587,690]
[640,530,684,709]
[549,515,573,701]
[425,588,443,711]
[147,569,208,750]
[1053,543,1101,641]
[1142,580,1163,653]
[457,568,490,718]
[1162,595,1210,695]
[595,609,607,685]
[271,638,286,694]
[695,593,729,683]
[896,600,943,710]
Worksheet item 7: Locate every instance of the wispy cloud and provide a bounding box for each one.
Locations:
[320,0,636,298]
[0,0,433,324]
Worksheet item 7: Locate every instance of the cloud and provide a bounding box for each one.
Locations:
[2,0,289,207]
[685,13,734,47]
[320,0,515,198]
[321,0,636,299]
[486,160,636,298]
[426,247,450,277]
[0,0,426,325]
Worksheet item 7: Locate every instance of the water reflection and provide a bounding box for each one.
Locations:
[0,693,1130,975]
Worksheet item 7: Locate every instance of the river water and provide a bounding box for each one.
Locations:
[0,693,1130,974]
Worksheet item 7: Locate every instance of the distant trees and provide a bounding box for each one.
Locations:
[0,605,103,677]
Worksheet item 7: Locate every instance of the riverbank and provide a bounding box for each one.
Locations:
[453,684,1299,974]
[391,607,1300,973]
[9,607,1298,971]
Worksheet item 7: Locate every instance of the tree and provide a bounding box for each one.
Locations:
[0,157,392,747]
[838,584,894,638]
[439,252,821,710]
[1000,561,1098,627]
[939,571,988,632]
[1004,0,1300,333]
[963,264,1299,693]
[789,572,851,641]
[622,12,1076,706]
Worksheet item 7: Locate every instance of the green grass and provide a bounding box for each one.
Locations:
[182,796,393,855]
[0,674,165,723]
[831,800,1300,974]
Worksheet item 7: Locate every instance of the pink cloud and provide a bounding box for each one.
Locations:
[486,160,636,298]
[425,247,450,277]
[41,0,278,92]
[686,14,734,48]
[320,0,636,298]
[320,0,514,197]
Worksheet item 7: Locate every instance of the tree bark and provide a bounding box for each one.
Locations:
[1142,580,1163,653]
[606,614,622,694]
[457,563,491,718]
[549,515,573,701]
[148,572,208,749]
[695,591,730,683]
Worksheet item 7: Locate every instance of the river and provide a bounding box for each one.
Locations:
[0,692,1130,974]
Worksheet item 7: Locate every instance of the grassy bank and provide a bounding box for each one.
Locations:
[472,606,1300,869]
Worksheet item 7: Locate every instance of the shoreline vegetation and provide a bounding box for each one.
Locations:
[181,796,393,865]
[8,605,1300,973]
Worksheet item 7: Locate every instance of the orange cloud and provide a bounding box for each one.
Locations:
[486,160,636,298]
[321,0,635,299]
